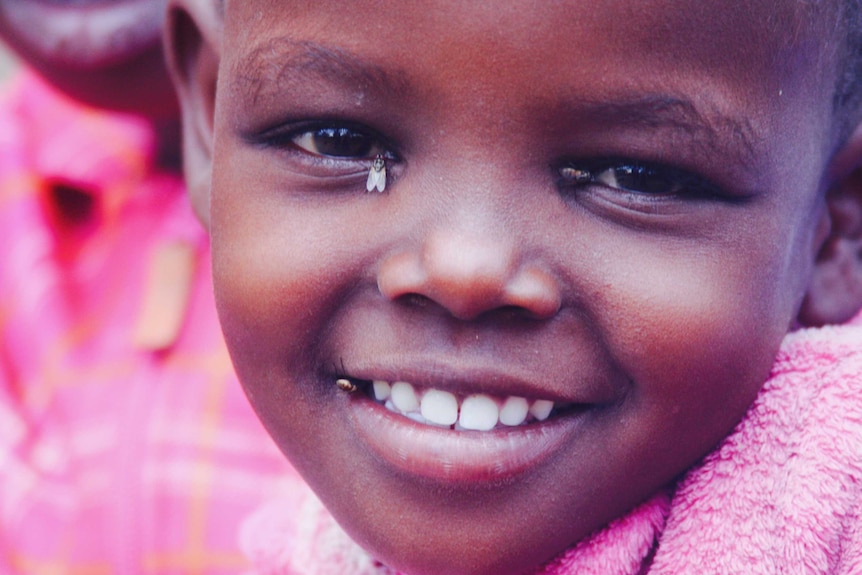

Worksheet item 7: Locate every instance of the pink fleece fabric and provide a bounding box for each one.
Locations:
[240,314,862,574]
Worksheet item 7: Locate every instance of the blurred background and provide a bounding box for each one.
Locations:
[0,40,16,82]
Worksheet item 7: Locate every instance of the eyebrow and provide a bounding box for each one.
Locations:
[230,37,411,106]
[558,96,760,171]
[230,38,761,172]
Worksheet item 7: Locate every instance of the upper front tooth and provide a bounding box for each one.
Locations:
[499,396,529,426]
[459,394,499,431]
[529,399,554,421]
[420,389,458,426]
[372,380,391,401]
[391,381,419,412]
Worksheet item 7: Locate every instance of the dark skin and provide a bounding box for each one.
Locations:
[168,1,862,574]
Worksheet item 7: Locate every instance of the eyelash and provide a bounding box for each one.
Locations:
[260,123,394,162]
[556,160,720,200]
[293,127,387,159]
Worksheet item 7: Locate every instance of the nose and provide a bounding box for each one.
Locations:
[377,227,561,321]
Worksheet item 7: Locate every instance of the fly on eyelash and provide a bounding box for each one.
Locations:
[366,155,387,192]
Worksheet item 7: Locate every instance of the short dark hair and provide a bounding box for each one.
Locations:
[837,1,862,135]
[828,0,862,147]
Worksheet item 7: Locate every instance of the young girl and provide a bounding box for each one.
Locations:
[166,0,862,573]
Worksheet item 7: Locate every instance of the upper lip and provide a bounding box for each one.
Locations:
[340,354,616,405]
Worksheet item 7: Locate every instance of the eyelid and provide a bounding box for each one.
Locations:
[293,127,387,158]
[255,121,397,162]
[558,158,720,199]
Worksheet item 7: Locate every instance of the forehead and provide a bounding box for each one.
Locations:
[222,0,830,68]
[221,0,835,112]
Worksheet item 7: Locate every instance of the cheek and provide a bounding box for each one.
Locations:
[211,159,337,349]
[551,243,801,506]
[209,158,383,419]
[209,179,318,412]
[600,239,799,435]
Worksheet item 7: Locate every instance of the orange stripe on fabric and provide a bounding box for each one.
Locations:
[186,362,231,574]
[142,550,250,573]
[51,346,232,390]
[0,173,43,208]
[35,347,233,390]
[45,360,136,391]
[0,297,12,342]
[8,554,112,575]
[164,348,234,380]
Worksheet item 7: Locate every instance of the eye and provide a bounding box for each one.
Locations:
[595,164,679,195]
[559,160,716,198]
[291,127,388,159]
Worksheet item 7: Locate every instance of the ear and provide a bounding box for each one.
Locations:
[798,124,862,326]
[164,0,222,229]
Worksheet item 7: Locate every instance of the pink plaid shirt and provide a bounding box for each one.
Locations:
[0,70,293,574]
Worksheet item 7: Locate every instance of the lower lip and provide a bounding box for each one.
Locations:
[348,396,587,483]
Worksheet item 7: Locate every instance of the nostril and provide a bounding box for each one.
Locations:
[403,293,433,308]
[497,305,534,320]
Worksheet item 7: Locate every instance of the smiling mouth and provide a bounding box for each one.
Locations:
[363,380,572,431]
[339,377,578,431]
[343,374,590,482]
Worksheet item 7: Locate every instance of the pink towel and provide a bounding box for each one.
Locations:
[240,315,862,574]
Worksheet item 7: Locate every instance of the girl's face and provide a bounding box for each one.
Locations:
[0,0,175,116]
[210,1,837,573]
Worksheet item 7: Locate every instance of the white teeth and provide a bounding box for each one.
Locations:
[421,389,459,426]
[499,396,529,426]
[459,394,499,431]
[367,379,560,431]
[373,380,391,401]
[405,411,427,424]
[529,399,554,421]
[390,381,419,412]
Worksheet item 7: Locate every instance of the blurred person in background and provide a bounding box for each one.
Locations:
[0,1,288,573]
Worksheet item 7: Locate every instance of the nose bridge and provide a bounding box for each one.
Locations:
[422,214,514,303]
[377,194,561,321]
[414,150,524,280]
